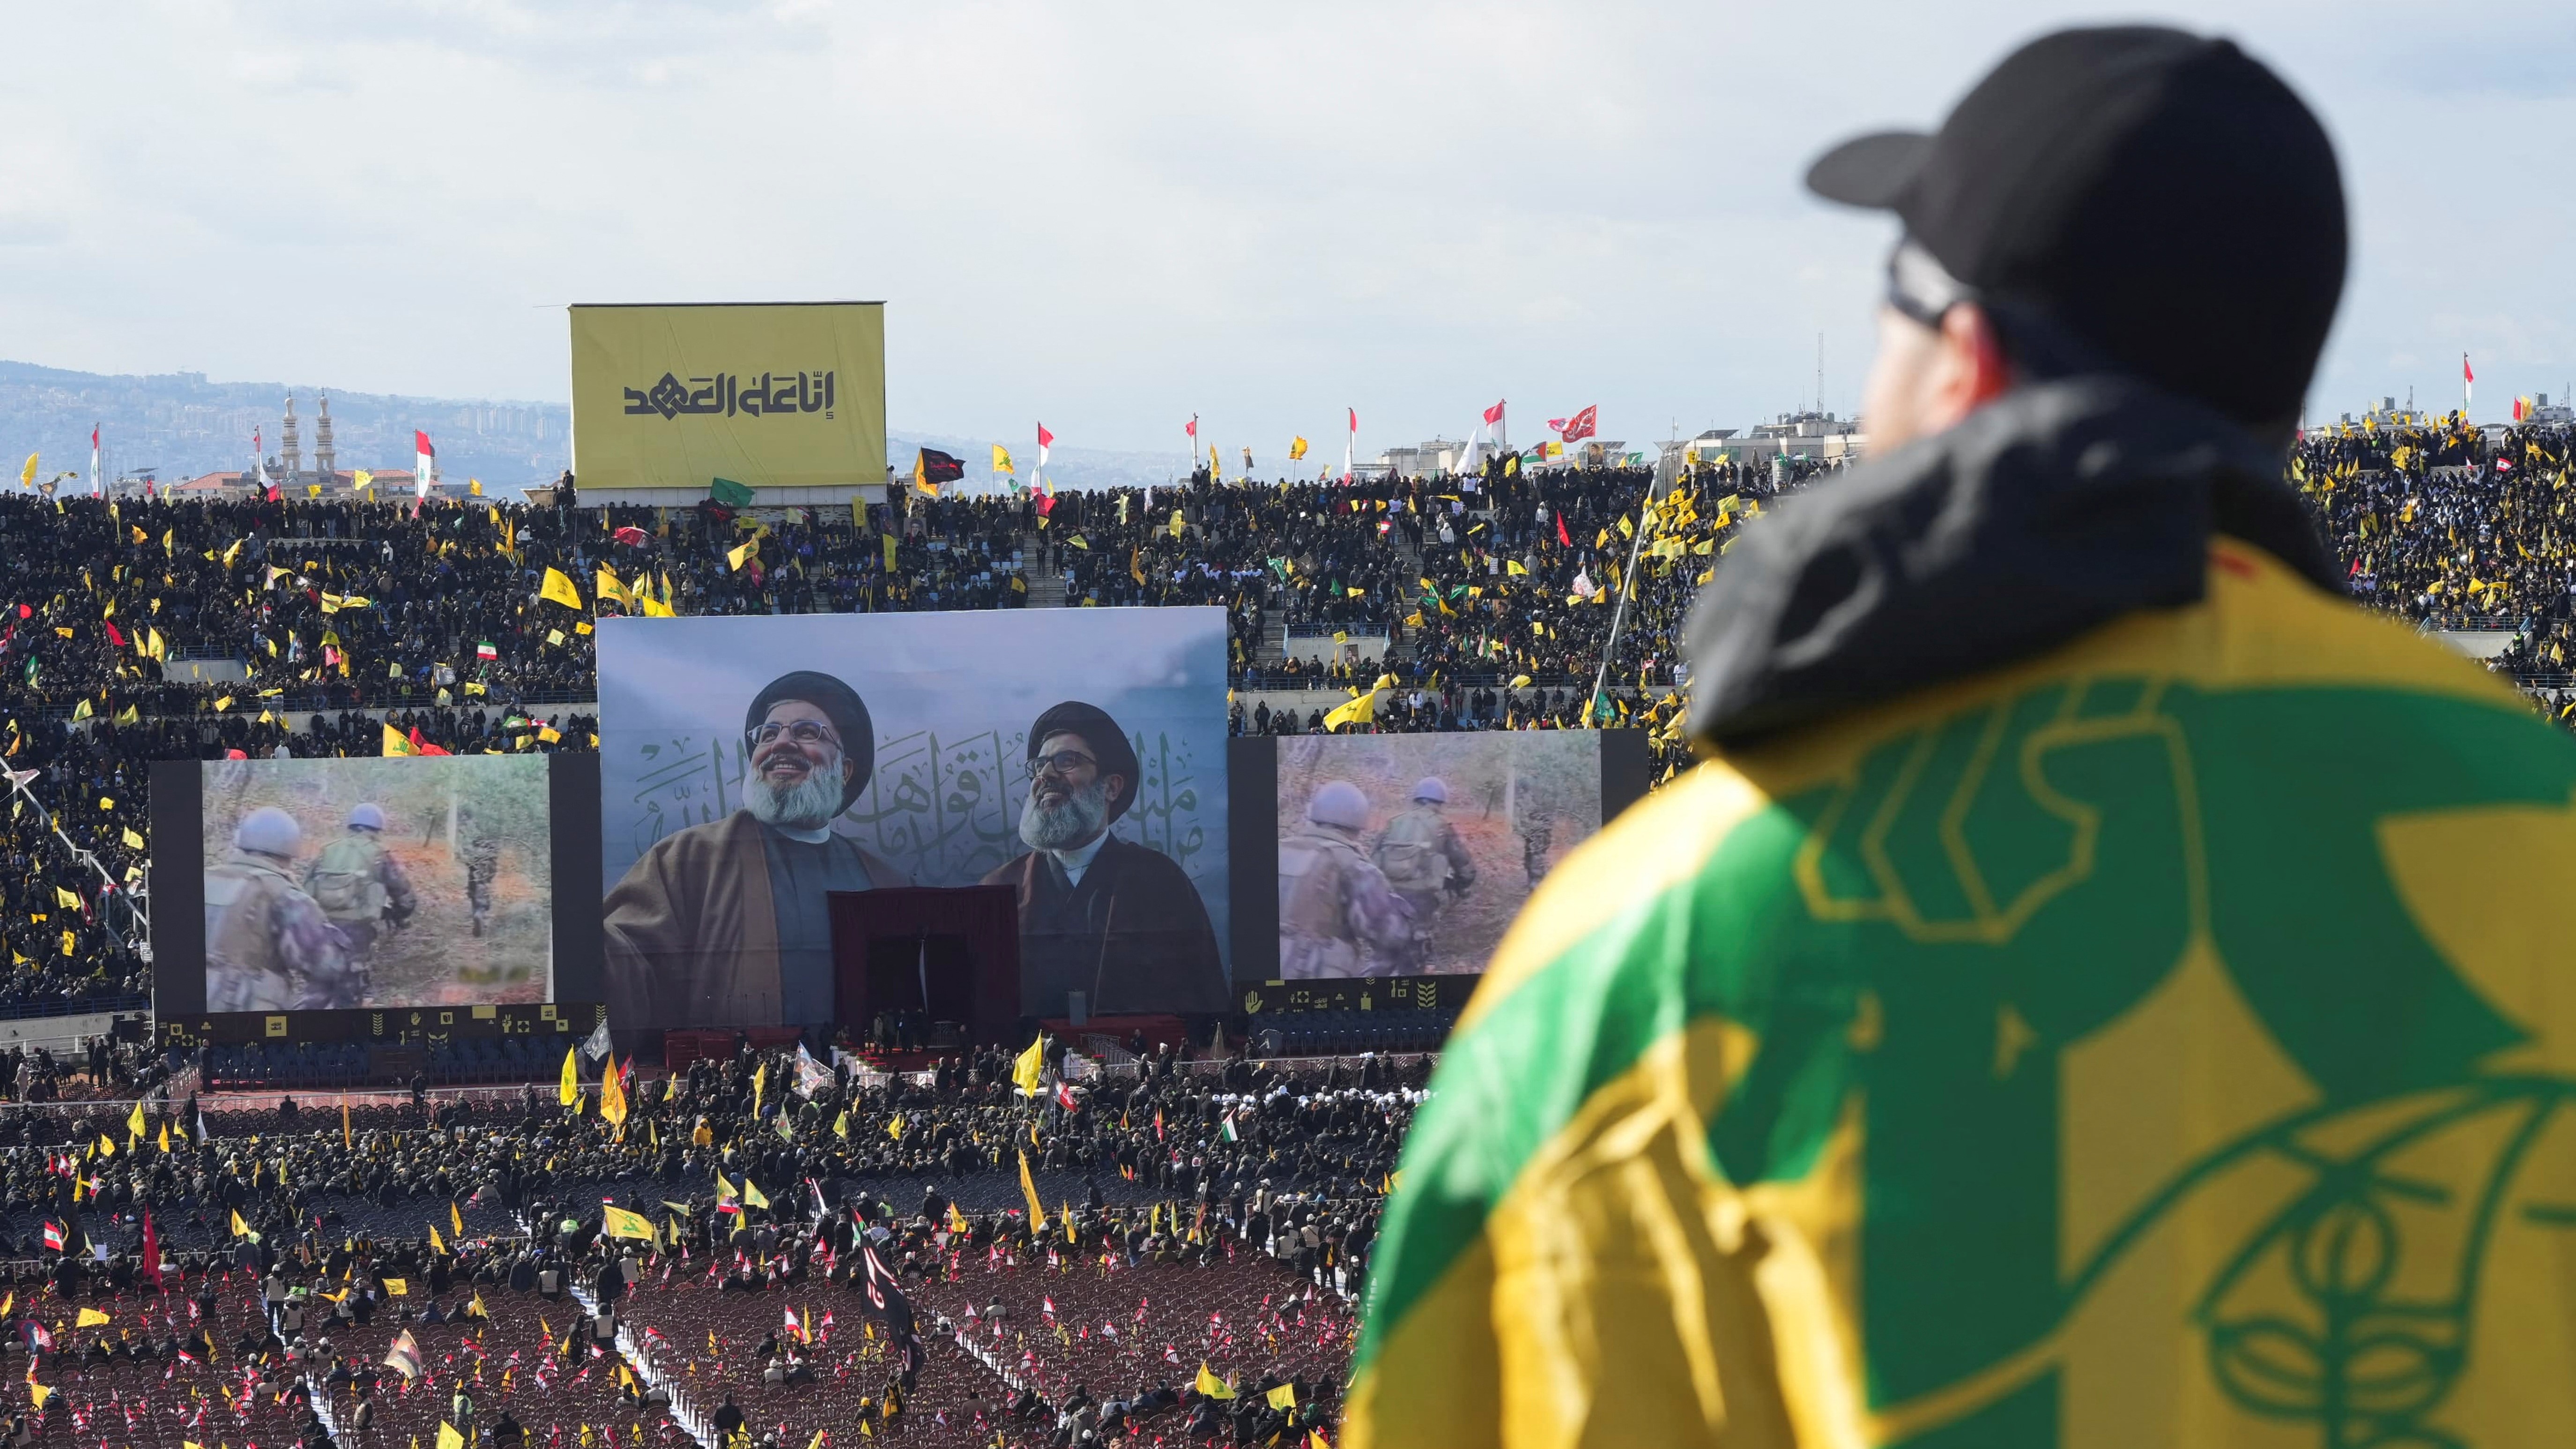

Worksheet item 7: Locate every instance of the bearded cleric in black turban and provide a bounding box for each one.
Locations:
[980,699,1225,1016]
[604,669,910,1032]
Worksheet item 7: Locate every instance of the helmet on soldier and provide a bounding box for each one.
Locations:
[1410,777,1448,804]
[1307,780,1370,829]
[349,803,386,832]
[235,807,303,859]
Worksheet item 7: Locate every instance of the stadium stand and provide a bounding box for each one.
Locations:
[2,416,2573,1443]
[0,1039,1402,1443]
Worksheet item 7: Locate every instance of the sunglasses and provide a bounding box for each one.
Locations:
[1884,238,1977,330]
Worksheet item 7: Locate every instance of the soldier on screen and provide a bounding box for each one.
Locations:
[304,803,416,994]
[205,807,358,1012]
[1371,778,1476,966]
[460,813,501,939]
[1518,810,1554,888]
[1278,780,1414,979]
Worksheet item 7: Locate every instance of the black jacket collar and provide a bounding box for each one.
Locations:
[1685,377,2338,747]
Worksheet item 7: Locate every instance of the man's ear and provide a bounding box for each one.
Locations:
[1107,773,1131,812]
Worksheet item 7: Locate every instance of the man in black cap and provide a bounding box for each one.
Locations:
[1351,28,2576,1449]
[980,700,1225,1016]
[604,669,910,1030]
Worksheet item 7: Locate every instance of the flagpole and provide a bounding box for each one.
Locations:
[1587,442,1681,726]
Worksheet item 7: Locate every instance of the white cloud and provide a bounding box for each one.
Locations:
[1,0,2570,454]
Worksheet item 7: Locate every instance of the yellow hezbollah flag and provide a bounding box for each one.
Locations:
[601,1205,655,1241]
[600,1053,629,1126]
[1018,1149,1047,1231]
[1196,1364,1234,1400]
[1324,689,1376,732]
[993,444,1015,476]
[558,1045,580,1106]
[539,567,583,609]
[741,1178,770,1210]
[568,303,886,496]
[594,568,632,609]
[727,537,757,572]
[1290,437,1309,461]
[1012,1033,1046,1096]
[76,1307,110,1328]
[383,723,418,757]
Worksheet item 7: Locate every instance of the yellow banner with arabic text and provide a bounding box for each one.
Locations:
[570,303,886,496]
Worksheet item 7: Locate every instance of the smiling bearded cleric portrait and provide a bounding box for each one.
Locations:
[603,669,910,1030]
[980,699,1226,1017]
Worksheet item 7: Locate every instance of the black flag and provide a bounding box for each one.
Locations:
[862,1243,925,1385]
[913,449,965,491]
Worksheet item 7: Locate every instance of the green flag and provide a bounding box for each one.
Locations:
[709,476,755,508]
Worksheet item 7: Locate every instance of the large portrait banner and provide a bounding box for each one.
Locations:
[596,609,1230,1032]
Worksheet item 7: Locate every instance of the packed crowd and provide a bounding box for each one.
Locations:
[2296,416,2576,691]
[0,1035,1412,1448]
[7,422,2576,1008]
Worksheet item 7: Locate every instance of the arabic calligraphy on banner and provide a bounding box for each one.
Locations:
[622,371,838,421]
[616,724,1209,888]
[569,302,884,493]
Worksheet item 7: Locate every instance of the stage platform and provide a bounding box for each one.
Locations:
[1043,1014,1193,1053]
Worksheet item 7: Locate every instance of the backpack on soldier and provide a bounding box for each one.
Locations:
[1278,834,1352,937]
[308,836,384,919]
[1372,810,1448,892]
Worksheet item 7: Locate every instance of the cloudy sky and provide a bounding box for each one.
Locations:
[3,0,2569,459]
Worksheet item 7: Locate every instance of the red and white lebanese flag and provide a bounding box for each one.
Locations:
[414,430,435,497]
[41,1220,64,1252]
[1185,414,1198,443]
[1036,423,1054,469]
[1482,399,1505,427]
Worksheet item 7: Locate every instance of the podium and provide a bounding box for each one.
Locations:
[826,885,1022,1047]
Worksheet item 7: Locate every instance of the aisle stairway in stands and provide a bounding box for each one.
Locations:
[1381,519,1425,671]
[1020,533,1066,608]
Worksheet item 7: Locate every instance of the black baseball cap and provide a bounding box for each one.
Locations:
[1807,26,2345,435]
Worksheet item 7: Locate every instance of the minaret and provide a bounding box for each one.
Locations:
[314,393,337,482]
[281,394,304,481]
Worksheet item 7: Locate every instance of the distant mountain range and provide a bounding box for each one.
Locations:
[0,359,1195,498]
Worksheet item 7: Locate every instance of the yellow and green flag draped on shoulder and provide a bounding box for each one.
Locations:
[1348,541,2576,1448]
